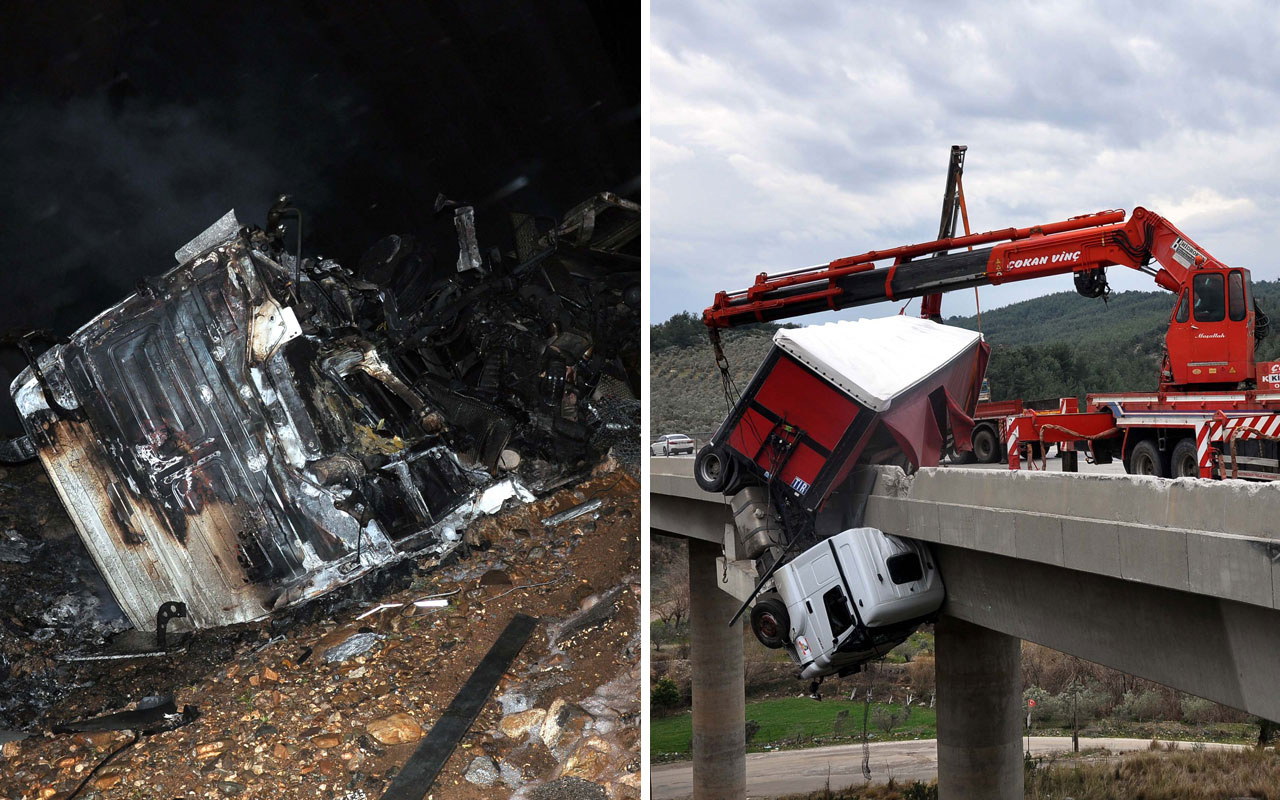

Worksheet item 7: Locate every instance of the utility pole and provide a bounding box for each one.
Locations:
[1072,682,1079,753]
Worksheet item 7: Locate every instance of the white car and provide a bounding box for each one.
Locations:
[651,433,695,456]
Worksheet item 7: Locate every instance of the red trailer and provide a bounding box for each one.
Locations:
[961,396,1077,464]
[1007,390,1280,479]
[695,316,988,510]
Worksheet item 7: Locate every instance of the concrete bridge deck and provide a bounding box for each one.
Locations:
[650,456,1280,799]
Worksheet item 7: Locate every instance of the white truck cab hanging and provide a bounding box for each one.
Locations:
[750,527,944,681]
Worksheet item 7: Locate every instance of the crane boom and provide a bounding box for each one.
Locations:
[704,206,1262,391]
[702,207,1215,328]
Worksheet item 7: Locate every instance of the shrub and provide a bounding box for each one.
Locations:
[1181,694,1218,725]
[1117,689,1166,721]
[902,781,938,800]
[653,677,681,709]
[906,654,936,695]
[651,618,689,648]
[833,709,854,739]
[872,705,902,734]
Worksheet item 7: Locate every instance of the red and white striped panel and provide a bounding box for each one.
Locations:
[1005,416,1020,470]
[1196,420,1217,475]
[1200,414,1280,475]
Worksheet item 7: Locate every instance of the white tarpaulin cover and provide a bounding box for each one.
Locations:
[773,316,985,412]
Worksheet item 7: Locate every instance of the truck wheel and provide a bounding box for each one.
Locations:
[694,444,730,493]
[720,457,746,496]
[1171,437,1199,478]
[972,426,999,464]
[1127,439,1168,477]
[750,595,790,649]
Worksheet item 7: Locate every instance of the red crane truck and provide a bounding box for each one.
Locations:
[704,205,1278,480]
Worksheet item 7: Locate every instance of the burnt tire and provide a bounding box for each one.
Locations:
[1171,437,1199,478]
[750,595,790,650]
[972,426,999,464]
[1127,439,1168,478]
[694,444,730,493]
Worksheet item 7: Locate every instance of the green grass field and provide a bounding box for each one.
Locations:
[652,697,937,759]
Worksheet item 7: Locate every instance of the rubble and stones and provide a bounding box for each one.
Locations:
[0,470,639,799]
[323,633,385,665]
[465,754,501,786]
[365,712,424,745]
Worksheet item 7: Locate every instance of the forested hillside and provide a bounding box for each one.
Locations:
[652,281,1280,435]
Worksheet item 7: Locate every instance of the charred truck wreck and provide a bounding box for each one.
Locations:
[7,193,639,635]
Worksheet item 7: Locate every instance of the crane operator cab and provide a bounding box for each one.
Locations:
[749,528,944,687]
[1165,266,1264,388]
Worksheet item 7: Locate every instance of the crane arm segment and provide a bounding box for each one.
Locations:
[703,207,1213,329]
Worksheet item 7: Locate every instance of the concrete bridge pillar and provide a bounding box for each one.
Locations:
[935,614,1023,800]
[688,538,746,800]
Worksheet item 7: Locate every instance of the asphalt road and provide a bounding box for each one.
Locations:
[650,737,1247,799]
[954,453,1128,476]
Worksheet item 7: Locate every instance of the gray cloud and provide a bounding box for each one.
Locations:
[652,0,1280,323]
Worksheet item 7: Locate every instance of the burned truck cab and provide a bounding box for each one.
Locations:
[12,214,413,631]
[10,194,640,636]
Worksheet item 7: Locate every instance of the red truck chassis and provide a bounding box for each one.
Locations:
[1007,390,1280,480]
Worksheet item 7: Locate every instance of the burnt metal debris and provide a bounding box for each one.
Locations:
[379,613,538,800]
[154,601,187,649]
[8,192,640,634]
[51,694,198,736]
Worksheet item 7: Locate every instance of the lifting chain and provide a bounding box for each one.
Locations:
[710,327,731,381]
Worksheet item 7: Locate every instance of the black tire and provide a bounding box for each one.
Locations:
[750,595,790,649]
[950,446,977,465]
[720,456,746,496]
[1170,437,1199,478]
[694,444,730,493]
[972,426,999,464]
[1127,439,1168,477]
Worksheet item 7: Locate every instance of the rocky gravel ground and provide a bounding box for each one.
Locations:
[0,463,639,800]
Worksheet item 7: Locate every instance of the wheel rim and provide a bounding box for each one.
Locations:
[759,614,777,638]
[757,612,780,642]
[1175,452,1197,477]
[699,455,722,482]
[1134,451,1157,475]
[974,432,995,461]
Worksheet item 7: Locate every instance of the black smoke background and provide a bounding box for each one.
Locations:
[0,1,638,434]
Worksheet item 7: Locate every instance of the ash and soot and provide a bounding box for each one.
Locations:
[0,4,639,798]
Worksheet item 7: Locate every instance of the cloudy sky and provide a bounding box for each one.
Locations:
[651,0,1280,324]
